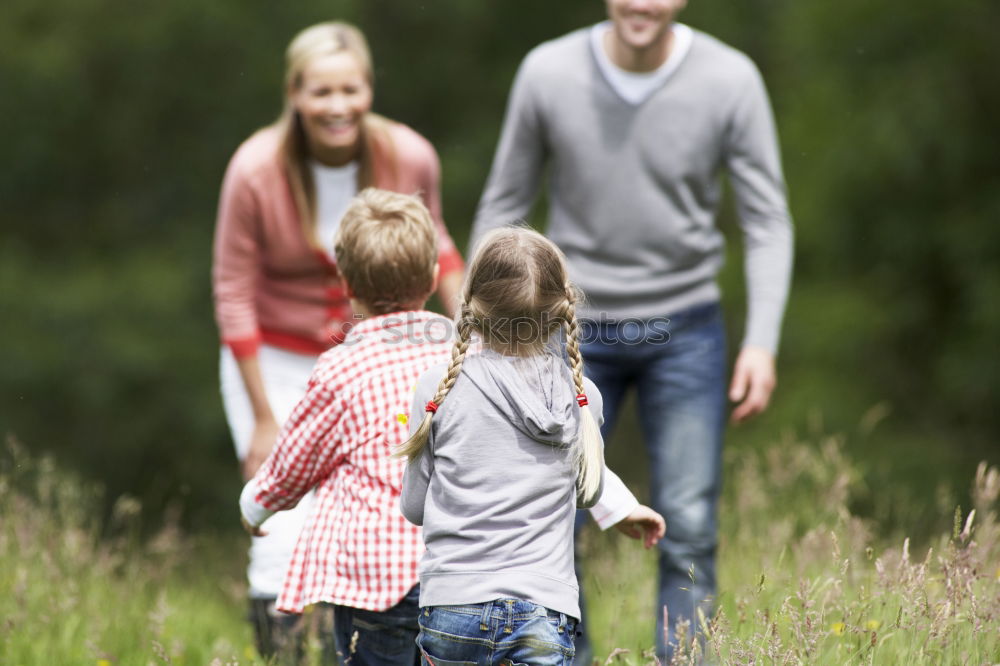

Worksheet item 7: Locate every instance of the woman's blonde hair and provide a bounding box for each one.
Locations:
[274,21,397,248]
[397,227,605,503]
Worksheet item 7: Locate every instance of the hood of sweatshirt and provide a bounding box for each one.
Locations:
[459,349,581,447]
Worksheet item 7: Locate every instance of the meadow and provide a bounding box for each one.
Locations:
[2,431,997,666]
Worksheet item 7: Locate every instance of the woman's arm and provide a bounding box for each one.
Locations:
[213,148,279,477]
[435,270,464,318]
[235,356,279,480]
[408,129,464,318]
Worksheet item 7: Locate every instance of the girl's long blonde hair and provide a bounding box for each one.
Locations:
[275,22,397,248]
[397,227,605,503]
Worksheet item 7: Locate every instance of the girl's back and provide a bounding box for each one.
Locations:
[401,349,604,620]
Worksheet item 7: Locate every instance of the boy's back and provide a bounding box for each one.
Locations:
[242,310,453,613]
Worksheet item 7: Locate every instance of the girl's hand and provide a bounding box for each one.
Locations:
[241,515,268,537]
[614,505,666,548]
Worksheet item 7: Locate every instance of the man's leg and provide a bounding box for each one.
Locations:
[332,585,421,666]
[573,320,635,665]
[634,304,727,661]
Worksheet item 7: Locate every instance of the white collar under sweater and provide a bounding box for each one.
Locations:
[310,160,358,258]
[589,21,693,105]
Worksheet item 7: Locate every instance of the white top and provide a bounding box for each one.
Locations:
[590,21,693,105]
[311,160,359,258]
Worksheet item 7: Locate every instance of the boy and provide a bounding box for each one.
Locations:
[240,188,451,664]
[240,188,662,665]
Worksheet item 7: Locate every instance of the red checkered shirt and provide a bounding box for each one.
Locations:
[241,310,454,613]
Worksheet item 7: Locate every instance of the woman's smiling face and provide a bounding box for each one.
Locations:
[291,50,373,165]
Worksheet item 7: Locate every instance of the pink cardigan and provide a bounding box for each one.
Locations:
[212,123,465,358]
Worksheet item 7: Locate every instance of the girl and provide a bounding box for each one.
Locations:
[399,227,664,665]
[212,21,464,657]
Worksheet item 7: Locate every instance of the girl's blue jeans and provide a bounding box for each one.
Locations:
[416,599,577,665]
[576,301,727,662]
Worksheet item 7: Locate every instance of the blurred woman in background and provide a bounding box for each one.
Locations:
[212,21,464,659]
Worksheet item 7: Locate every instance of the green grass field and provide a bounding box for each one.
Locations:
[2,433,997,665]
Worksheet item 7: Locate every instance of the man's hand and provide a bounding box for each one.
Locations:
[242,418,279,481]
[241,514,268,537]
[614,504,666,548]
[728,346,776,424]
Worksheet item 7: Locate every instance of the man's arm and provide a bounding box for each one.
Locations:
[724,62,794,422]
[470,52,549,251]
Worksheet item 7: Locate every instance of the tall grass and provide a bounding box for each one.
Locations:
[2,431,998,665]
[583,433,1000,664]
[0,435,257,665]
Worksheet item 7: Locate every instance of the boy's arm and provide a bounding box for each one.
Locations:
[239,371,347,530]
[239,480,273,535]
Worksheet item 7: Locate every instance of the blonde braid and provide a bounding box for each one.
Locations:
[394,303,477,460]
[429,305,476,405]
[562,295,587,398]
[561,286,605,504]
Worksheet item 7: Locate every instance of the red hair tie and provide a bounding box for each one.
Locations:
[576,394,589,407]
[425,400,439,414]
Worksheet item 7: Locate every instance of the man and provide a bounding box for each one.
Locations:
[470,0,793,660]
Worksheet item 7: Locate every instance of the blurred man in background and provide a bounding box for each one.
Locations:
[472,0,793,660]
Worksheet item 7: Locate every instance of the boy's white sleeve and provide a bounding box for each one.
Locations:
[239,479,275,529]
[588,467,639,530]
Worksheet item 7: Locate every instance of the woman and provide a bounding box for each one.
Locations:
[212,21,464,659]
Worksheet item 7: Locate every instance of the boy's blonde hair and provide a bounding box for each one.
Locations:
[397,226,605,504]
[334,188,438,315]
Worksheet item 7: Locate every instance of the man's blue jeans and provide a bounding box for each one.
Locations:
[416,599,577,665]
[576,302,727,661]
[332,585,421,665]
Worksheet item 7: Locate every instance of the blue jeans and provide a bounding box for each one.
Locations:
[416,600,577,666]
[332,585,421,666]
[576,302,727,661]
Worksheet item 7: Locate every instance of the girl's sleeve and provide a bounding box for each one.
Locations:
[581,377,640,525]
[400,371,438,526]
[212,152,264,359]
[240,371,349,526]
[588,467,640,530]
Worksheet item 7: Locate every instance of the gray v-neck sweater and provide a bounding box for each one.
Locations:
[472,26,793,353]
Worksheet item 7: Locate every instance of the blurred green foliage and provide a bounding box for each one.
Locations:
[1,0,997,529]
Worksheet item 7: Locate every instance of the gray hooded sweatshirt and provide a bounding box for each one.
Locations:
[400,349,605,620]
